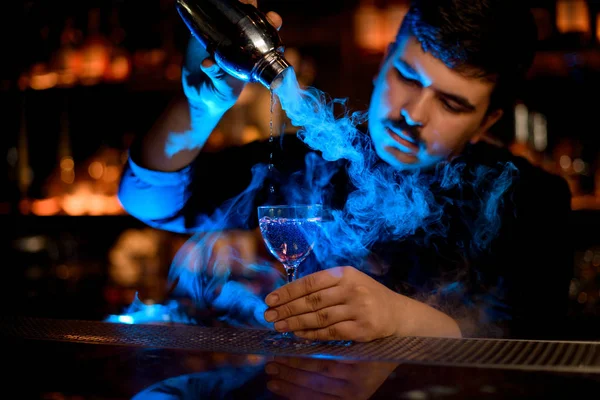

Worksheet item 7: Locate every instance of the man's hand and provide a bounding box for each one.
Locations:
[263,266,408,342]
[182,0,283,113]
[264,266,463,341]
[265,357,399,400]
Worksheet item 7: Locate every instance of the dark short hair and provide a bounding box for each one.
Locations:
[399,0,538,112]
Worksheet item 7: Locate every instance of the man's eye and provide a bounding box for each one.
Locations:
[441,99,463,113]
[394,68,421,86]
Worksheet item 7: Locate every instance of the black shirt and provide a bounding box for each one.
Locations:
[123,133,573,339]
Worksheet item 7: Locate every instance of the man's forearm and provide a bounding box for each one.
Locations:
[139,97,226,172]
[394,293,463,338]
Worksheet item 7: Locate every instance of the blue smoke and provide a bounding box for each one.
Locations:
[273,71,516,271]
[110,68,517,334]
[165,163,285,328]
[271,70,519,335]
[105,293,196,325]
[107,163,284,328]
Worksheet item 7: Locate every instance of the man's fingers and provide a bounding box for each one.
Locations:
[265,286,346,322]
[201,57,216,69]
[265,267,346,307]
[266,11,283,30]
[294,321,358,342]
[274,305,351,333]
[199,58,224,81]
[184,36,210,72]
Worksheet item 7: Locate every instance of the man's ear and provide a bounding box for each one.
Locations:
[470,108,503,143]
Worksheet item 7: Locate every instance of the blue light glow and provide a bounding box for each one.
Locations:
[117,315,134,324]
[114,68,517,331]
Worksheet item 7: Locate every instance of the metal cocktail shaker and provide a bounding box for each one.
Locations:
[175,0,292,89]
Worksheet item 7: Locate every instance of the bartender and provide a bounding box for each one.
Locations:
[118,0,572,341]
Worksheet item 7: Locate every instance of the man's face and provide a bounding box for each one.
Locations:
[368,35,502,171]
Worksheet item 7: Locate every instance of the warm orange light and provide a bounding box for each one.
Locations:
[61,169,75,184]
[30,71,58,90]
[60,156,74,170]
[107,55,131,81]
[355,2,408,53]
[354,3,385,53]
[88,194,107,216]
[88,161,104,180]
[53,47,82,87]
[165,63,181,81]
[57,72,77,87]
[31,197,61,216]
[62,194,87,216]
[556,0,590,35]
[572,195,600,211]
[105,195,125,215]
[32,142,128,216]
[103,165,120,183]
[597,13,600,42]
[147,49,167,66]
[383,4,408,44]
[80,44,110,84]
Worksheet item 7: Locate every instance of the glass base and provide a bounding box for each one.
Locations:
[263,331,311,348]
[263,331,353,348]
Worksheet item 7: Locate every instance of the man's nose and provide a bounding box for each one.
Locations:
[401,93,428,126]
[401,109,422,126]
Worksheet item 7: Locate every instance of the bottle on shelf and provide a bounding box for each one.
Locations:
[79,8,110,86]
[50,16,83,87]
[104,5,131,83]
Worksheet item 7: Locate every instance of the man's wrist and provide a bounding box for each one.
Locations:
[161,96,228,160]
[187,98,228,144]
[188,98,229,119]
[391,292,462,338]
[390,292,415,337]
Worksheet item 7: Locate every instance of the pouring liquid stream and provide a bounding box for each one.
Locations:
[268,90,276,195]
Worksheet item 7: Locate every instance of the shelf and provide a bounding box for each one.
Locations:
[528,49,600,77]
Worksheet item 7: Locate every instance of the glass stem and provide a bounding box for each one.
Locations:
[285,266,296,284]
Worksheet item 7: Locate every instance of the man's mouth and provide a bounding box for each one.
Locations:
[385,127,420,154]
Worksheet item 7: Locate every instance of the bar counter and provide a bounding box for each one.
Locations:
[2,316,600,399]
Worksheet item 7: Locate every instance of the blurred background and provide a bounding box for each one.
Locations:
[1,0,600,337]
